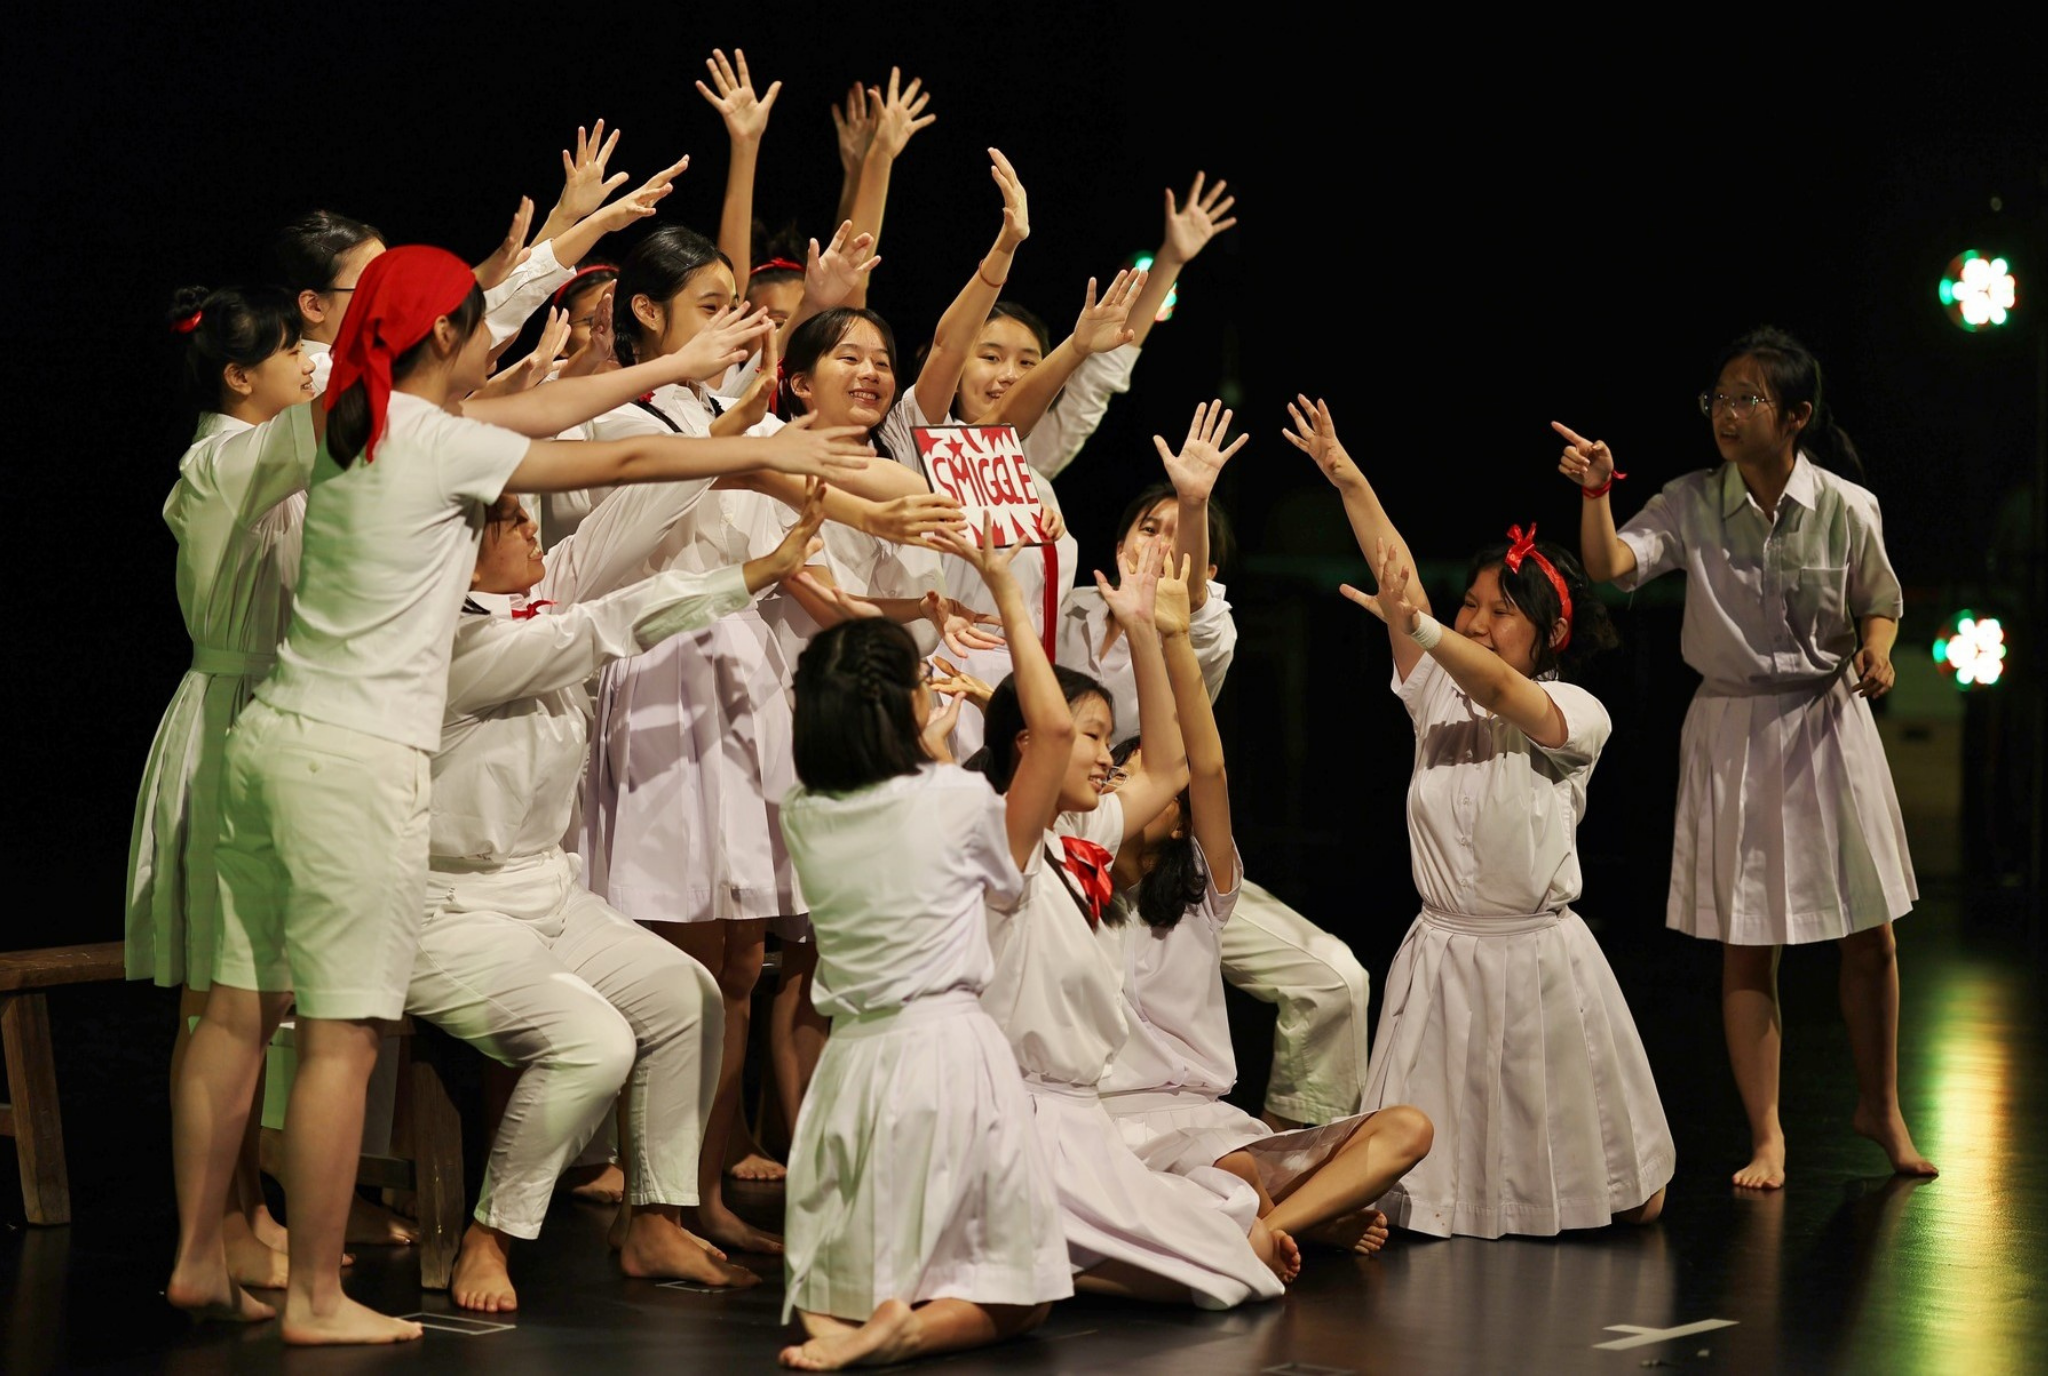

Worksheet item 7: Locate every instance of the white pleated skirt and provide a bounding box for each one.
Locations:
[1669,674,1915,945]
[782,992,1071,1322]
[125,659,267,989]
[1104,1089,1366,1199]
[1361,907,1673,1239]
[579,609,807,933]
[1024,1080,1283,1310]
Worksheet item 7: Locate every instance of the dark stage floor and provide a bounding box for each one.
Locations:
[5,883,2042,1375]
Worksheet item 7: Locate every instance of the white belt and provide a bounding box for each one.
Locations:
[1419,905,1566,937]
[190,646,277,676]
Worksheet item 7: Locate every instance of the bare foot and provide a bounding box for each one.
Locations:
[222,1213,290,1289]
[251,1204,288,1252]
[1853,1106,1938,1178]
[1733,1139,1787,1190]
[728,1152,788,1183]
[779,1300,918,1370]
[452,1226,518,1313]
[280,1291,424,1346]
[167,1256,277,1323]
[1302,1208,1391,1255]
[1250,1220,1302,1285]
[610,1203,729,1257]
[693,1201,784,1255]
[564,1161,627,1204]
[619,1211,759,1288]
[347,1192,421,1246]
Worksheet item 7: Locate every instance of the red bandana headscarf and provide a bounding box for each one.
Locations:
[324,245,478,464]
[1502,522,1573,652]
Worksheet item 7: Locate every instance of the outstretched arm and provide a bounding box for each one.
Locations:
[1153,399,1247,610]
[1554,420,1637,583]
[500,416,871,495]
[533,120,628,249]
[1097,542,1188,844]
[914,148,1029,424]
[1124,171,1238,350]
[843,68,936,309]
[696,48,780,299]
[981,268,1146,438]
[1284,396,1431,681]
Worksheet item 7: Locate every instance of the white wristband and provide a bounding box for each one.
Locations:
[1407,612,1443,650]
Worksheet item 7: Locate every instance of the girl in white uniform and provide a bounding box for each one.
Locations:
[1097,553,1434,1254]
[1288,397,1674,1239]
[1556,326,1935,1190]
[774,546,1070,1372]
[129,286,316,1288]
[167,244,875,1344]
[959,536,1295,1308]
[419,486,829,1312]
[1056,403,1375,1127]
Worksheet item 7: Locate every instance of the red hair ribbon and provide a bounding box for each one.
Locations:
[549,262,618,309]
[510,599,556,620]
[325,245,478,464]
[751,257,805,277]
[173,310,204,334]
[1502,522,1573,652]
[1057,835,1116,928]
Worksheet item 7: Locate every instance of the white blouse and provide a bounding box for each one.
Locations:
[1397,656,1609,917]
[482,240,573,349]
[981,792,1130,1087]
[258,393,530,751]
[1100,837,1242,1098]
[1615,455,1905,693]
[781,764,1024,1020]
[1055,582,1236,741]
[1022,344,1139,482]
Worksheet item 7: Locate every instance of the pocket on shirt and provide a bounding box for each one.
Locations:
[1785,564,1849,644]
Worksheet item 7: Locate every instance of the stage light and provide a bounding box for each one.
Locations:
[1939,250,2017,332]
[1127,253,1178,322]
[1933,610,2007,689]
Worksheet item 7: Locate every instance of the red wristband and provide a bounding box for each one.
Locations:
[1582,470,1627,499]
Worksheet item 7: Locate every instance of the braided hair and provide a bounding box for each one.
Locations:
[792,619,930,792]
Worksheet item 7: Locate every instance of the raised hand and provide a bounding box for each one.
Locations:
[1155,398,1248,503]
[473,197,535,290]
[989,148,1030,248]
[756,478,829,583]
[868,67,936,159]
[805,221,883,309]
[1097,538,1164,630]
[597,154,689,232]
[1281,395,1363,488]
[1340,539,1422,634]
[929,655,996,710]
[761,413,874,476]
[696,48,781,144]
[1161,171,1239,265]
[717,323,779,432]
[561,284,618,377]
[557,121,628,223]
[1154,552,1195,638]
[863,492,969,547]
[1552,421,1619,490]
[919,685,966,763]
[527,307,572,381]
[831,81,876,176]
[1033,505,1067,545]
[1071,268,1147,357]
[931,512,1022,583]
[670,302,773,382]
[921,591,1006,657]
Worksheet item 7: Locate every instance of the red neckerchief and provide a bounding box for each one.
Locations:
[510,599,556,621]
[1054,835,1115,928]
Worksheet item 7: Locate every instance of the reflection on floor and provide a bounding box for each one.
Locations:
[4,884,2042,1375]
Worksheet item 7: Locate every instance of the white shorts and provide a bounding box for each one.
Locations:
[215,702,432,1021]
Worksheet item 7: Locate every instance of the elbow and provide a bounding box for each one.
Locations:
[1033,715,1077,753]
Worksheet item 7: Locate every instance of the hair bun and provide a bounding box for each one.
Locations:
[167,285,211,335]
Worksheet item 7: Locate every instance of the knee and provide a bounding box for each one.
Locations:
[716,943,766,1003]
[1382,1105,1434,1165]
[1840,923,1897,973]
[578,1013,638,1093]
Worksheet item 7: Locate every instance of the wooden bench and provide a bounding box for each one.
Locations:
[1,943,127,1225]
[257,1016,468,1290]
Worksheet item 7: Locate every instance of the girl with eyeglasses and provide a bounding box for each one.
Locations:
[1292,398,1674,1239]
[1556,325,1933,1191]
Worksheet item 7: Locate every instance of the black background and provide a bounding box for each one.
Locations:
[9,11,2043,1029]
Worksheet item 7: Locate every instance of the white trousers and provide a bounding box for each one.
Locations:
[1219,880,1372,1124]
[407,849,721,1238]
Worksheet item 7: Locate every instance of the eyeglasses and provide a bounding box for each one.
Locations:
[1103,765,1132,789]
[323,285,357,295]
[1698,391,1776,419]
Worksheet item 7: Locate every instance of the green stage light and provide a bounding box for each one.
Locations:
[1939,250,2017,332]
[1126,253,1177,322]
[1933,610,2007,689]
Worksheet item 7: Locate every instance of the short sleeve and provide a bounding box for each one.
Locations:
[1614,480,1691,590]
[1189,582,1237,703]
[217,405,317,525]
[1843,490,1905,620]
[1069,790,1126,852]
[1186,835,1243,933]
[960,770,1026,907]
[1531,681,1611,773]
[436,410,531,506]
[1393,651,1448,721]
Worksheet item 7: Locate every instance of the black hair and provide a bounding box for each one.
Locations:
[167,285,302,424]
[1712,325,1865,482]
[274,210,385,297]
[1461,539,1618,680]
[325,281,486,468]
[782,307,902,446]
[1107,738,1203,931]
[746,218,807,288]
[1112,482,1237,577]
[912,299,1055,381]
[963,665,1110,793]
[611,224,733,366]
[792,619,931,792]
